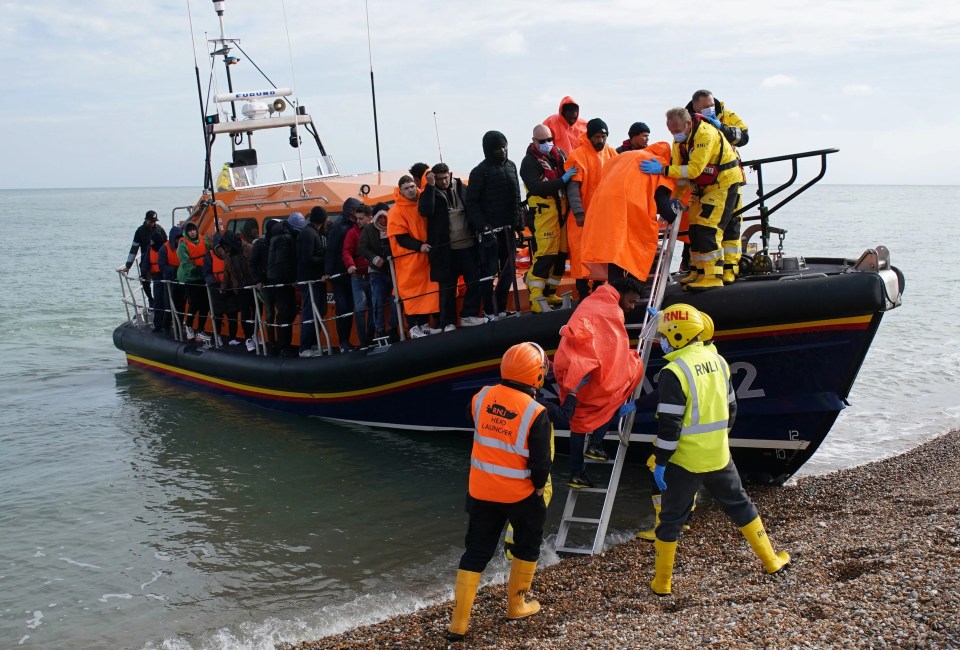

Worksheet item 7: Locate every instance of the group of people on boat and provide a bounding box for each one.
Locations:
[122,89,750,353]
[448,289,789,641]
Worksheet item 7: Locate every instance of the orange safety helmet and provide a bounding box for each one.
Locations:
[500,342,549,388]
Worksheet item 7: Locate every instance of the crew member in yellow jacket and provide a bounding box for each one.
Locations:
[687,90,749,283]
[619,304,790,596]
[640,107,742,290]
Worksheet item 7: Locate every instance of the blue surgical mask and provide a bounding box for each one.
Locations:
[672,131,687,144]
[538,142,554,155]
[660,338,674,354]
[700,106,717,118]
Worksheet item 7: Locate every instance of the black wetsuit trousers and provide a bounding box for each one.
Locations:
[657,459,758,542]
[458,492,545,572]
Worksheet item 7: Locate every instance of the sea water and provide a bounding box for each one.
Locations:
[0,184,955,649]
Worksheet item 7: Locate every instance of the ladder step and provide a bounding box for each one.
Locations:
[569,487,609,494]
[555,546,594,555]
[584,458,615,465]
[565,516,601,524]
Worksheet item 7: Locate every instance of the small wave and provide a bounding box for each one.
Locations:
[140,570,164,590]
[26,611,43,629]
[99,593,134,603]
[60,557,101,569]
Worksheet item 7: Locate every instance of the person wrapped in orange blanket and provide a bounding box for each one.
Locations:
[387,175,440,338]
[580,141,680,282]
[565,118,618,302]
[553,276,646,488]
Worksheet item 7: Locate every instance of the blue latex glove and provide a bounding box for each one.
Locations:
[562,167,578,183]
[653,464,668,491]
[617,401,637,417]
[704,115,722,129]
[640,159,663,175]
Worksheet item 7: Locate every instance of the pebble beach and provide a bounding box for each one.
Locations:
[280,429,960,649]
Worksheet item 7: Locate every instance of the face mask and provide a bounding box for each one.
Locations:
[672,132,687,144]
[538,142,554,155]
[700,106,716,118]
[660,338,674,354]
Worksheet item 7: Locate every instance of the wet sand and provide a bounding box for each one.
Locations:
[280,430,960,649]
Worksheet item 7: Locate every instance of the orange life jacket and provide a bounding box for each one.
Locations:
[149,248,160,274]
[468,384,545,503]
[183,236,208,266]
[210,253,224,284]
[164,241,180,267]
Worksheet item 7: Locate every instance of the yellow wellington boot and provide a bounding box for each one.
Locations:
[679,264,700,285]
[506,558,541,620]
[447,569,482,641]
[740,517,791,574]
[687,261,724,290]
[650,538,678,596]
[636,494,661,541]
[545,278,564,307]
[722,264,737,285]
[526,274,549,313]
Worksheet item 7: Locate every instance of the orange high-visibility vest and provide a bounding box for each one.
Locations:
[469,384,545,503]
[149,248,160,274]
[184,237,207,266]
[210,253,224,284]
[165,241,181,268]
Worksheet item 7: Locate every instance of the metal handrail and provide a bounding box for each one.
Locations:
[734,148,839,257]
[120,223,539,354]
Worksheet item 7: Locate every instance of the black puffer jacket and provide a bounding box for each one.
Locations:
[326,197,363,276]
[249,221,278,284]
[297,224,326,282]
[419,178,470,282]
[267,221,298,284]
[465,131,522,231]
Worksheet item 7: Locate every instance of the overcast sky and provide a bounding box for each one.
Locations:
[1,0,957,189]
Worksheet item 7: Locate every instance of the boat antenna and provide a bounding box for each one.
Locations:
[187,0,219,224]
[434,111,444,163]
[365,0,382,173]
[279,0,308,196]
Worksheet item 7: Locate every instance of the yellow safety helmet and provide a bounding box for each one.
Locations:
[657,303,704,349]
[699,310,715,342]
[501,342,549,388]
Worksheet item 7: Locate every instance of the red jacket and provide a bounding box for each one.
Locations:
[342,223,370,276]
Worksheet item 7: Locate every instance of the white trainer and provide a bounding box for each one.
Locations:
[460,316,486,327]
[443,324,456,332]
[409,325,427,339]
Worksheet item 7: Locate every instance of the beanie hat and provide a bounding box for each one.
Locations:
[287,212,307,232]
[309,206,328,224]
[628,121,650,137]
[587,118,609,137]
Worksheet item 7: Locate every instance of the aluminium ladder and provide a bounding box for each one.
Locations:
[554,215,681,555]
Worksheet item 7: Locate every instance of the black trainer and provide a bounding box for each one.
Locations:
[584,444,609,461]
[566,474,594,489]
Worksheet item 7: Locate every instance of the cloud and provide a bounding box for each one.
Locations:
[486,29,526,55]
[843,84,874,95]
[762,74,799,88]
[821,113,835,124]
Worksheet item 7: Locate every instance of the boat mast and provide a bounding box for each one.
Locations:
[211,0,241,155]
[365,0,382,173]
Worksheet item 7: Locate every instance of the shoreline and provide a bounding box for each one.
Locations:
[280,430,960,649]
